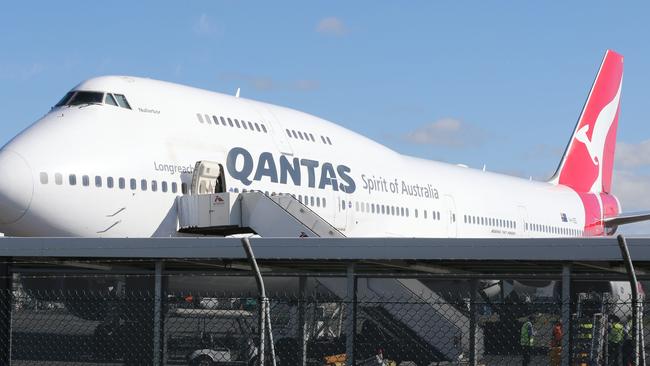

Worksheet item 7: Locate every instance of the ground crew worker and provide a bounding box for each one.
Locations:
[549,321,563,366]
[609,316,624,366]
[520,315,535,366]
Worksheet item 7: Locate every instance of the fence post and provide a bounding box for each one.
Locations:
[0,258,11,366]
[124,273,155,366]
[617,235,645,366]
[346,263,356,366]
[469,279,478,366]
[561,264,571,366]
[298,276,307,366]
[153,261,164,366]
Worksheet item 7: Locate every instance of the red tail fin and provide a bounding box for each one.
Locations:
[551,50,623,193]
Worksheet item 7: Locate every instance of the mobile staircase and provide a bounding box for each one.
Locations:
[176,161,481,362]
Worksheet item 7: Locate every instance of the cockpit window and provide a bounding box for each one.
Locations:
[105,93,118,106]
[114,94,131,109]
[55,92,75,107]
[55,91,132,110]
[67,91,104,106]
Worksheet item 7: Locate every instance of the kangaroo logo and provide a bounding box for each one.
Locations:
[573,79,622,192]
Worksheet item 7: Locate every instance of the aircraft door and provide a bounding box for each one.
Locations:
[247,102,294,155]
[517,206,528,237]
[191,161,226,195]
[333,195,351,232]
[443,195,457,237]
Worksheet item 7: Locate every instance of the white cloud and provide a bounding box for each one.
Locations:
[403,118,485,148]
[316,17,347,36]
[612,169,650,235]
[615,140,650,168]
[193,14,219,35]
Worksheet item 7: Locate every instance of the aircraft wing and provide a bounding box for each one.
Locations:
[604,211,650,227]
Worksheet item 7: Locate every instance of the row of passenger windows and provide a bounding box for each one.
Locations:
[196,114,268,134]
[525,222,582,236]
[39,172,188,194]
[285,129,333,145]
[55,91,132,109]
[465,215,516,230]
[342,199,448,221]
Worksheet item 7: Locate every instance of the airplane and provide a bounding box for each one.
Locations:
[0,50,643,241]
[0,50,645,322]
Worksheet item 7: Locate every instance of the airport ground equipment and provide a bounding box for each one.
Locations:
[571,293,611,365]
[178,191,478,361]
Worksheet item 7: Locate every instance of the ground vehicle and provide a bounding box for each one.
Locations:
[166,306,258,366]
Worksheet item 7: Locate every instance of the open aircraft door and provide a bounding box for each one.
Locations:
[191,161,226,195]
[246,101,294,156]
[443,195,457,237]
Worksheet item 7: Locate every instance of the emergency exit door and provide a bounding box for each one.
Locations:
[443,195,457,237]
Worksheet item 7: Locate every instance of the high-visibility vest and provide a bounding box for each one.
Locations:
[578,323,593,339]
[521,321,534,346]
[609,323,624,344]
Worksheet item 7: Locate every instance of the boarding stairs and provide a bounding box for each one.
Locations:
[177,190,480,361]
[571,293,610,366]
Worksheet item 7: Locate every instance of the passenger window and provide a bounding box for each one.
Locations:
[261,124,268,133]
[95,176,102,187]
[212,116,219,125]
[424,210,427,219]
[151,180,157,192]
[240,120,247,129]
[107,177,114,188]
[321,136,327,144]
[69,174,77,185]
[248,122,255,130]
[162,181,168,192]
[309,133,315,142]
[255,123,261,132]
[227,118,234,127]
[55,173,62,185]
[197,113,203,123]
[310,196,314,206]
[234,119,241,128]
[219,117,227,126]
[82,175,90,186]
[415,209,418,218]
[40,172,48,184]
[204,114,211,124]
[181,182,188,194]
[130,179,137,190]
[172,182,178,193]
[105,93,118,106]
[298,131,304,140]
[141,179,148,191]
[406,208,409,217]
[114,94,131,109]
[326,137,332,145]
[286,129,292,137]
[292,130,298,139]
[119,177,125,189]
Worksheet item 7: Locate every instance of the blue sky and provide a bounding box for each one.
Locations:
[1,2,650,234]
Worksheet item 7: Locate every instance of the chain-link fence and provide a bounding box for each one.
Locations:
[0,274,648,365]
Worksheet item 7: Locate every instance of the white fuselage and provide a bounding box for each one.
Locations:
[0,76,593,238]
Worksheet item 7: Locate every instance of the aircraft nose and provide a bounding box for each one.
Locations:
[0,150,33,224]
